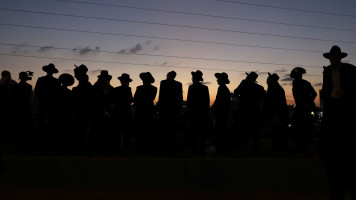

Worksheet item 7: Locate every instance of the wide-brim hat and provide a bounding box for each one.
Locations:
[139,72,155,83]
[323,45,347,59]
[59,73,75,86]
[42,63,58,73]
[118,73,132,82]
[191,70,203,82]
[97,70,112,81]
[245,71,258,82]
[215,72,230,84]
[74,64,88,74]
[267,72,279,82]
[290,67,306,78]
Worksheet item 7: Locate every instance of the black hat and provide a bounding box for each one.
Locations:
[215,72,230,84]
[42,63,58,73]
[267,72,279,82]
[245,71,258,82]
[167,71,177,78]
[139,72,155,83]
[118,73,132,82]
[19,72,32,81]
[290,67,306,78]
[97,70,112,81]
[74,64,88,74]
[191,70,203,82]
[323,45,347,59]
[59,73,75,86]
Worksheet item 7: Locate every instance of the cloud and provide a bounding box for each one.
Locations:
[273,67,288,73]
[280,77,294,82]
[38,46,55,53]
[73,46,100,56]
[313,83,322,86]
[187,81,211,85]
[90,69,102,75]
[118,40,155,55]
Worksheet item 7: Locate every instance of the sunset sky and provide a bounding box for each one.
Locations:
[1,0,356,106]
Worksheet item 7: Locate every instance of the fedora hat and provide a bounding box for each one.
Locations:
[267,72,279,82]
[97,70,112,81]
[290,67,306,78]
[59,73,75,86]
[245,71,258,82]
[323,45,347,59]
[118,73,132,82]
[42,63,58,73]
[74,64,88,74]
[139,72,155,83]
[215,72,230,84]
[191,70,203,82]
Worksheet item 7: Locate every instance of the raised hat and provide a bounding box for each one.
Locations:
[323,45,347,59]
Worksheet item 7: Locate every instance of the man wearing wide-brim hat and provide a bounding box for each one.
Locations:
[319,45,356,200]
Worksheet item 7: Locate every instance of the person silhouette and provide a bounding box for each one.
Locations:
[234,71,265,155]
[34,63,60,153]
[71,64,93,155]
[157,71,183,155]
[56,73,75,154]
[265,72,289,153]
[158,71,183,122]
[0,70,17,146]
[134,72,157,154]
[290,67,317,154]
[186,70,210,154]
[211,72,231,154]
[90,70,114,155]
[319,45,356,200]
[111,73,134,154]
[13,71,34,154]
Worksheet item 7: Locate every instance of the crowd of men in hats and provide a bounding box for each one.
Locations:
[0,45,355,199]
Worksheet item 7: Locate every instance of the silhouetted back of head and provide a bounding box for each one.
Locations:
[290,67,306,79]
[245,71,258,82]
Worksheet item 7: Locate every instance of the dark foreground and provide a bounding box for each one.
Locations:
[0,155,354,200]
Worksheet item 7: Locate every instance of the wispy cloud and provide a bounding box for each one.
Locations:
[118,40,155,55]
[73,46,100,56]
[38,46,55,53]
[280,74,293,82]
[90,69,101,75]
[313,83,322,86]
[273,67,288,73]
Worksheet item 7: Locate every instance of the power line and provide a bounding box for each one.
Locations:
[45,1,356,32]
[0,42,334,65]
[1,22,356,45]
[216,0,356,18]
[0,47,320,68]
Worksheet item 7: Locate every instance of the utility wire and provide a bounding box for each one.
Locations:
[215,0,356,18]
[0,49,320,68]
[47,1,356,32]
[1,22,356,45]
[0,42,340,65]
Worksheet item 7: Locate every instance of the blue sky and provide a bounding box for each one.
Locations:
[1,0,356,105]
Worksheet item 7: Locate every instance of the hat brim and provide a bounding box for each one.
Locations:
[118,77,132,82]
[323,52,347,59]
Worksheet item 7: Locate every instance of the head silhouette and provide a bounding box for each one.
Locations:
[215,72,230,85]
[290,67,306,79]
[191,70,203,83]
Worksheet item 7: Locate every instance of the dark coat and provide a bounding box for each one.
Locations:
[34,75,60,113]
[112,85,133,120]
[134,84,157,119]
[292,78,317,114]
[266,82,288,119]
[72,80,93,119]
[211,84,231,117]
[187,83,210,119]
[321,63,356,121]
[234,79,265,115]
[158,79,183,117]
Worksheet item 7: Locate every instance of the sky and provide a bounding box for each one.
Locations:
[1,0,356,107]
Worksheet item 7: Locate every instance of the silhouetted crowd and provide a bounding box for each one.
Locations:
[1,45,355,199]
[0,62,321,157]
